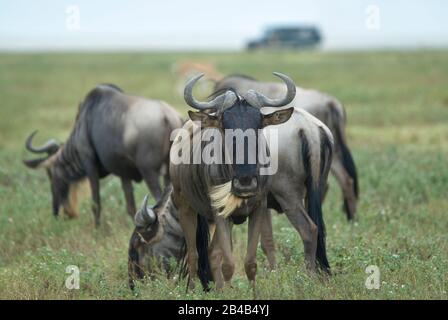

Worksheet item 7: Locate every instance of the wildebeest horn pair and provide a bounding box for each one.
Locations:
[25,130,60,155]
[184,72,296,111]
[134,194,157,228]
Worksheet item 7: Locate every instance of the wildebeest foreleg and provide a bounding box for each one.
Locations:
[260,210,277,270]
[179,205,198,290]
[245,200,266,289]
[87,171,101,228]
[208,225,224,289]
[215,217,235,289]
[284,204,317,272]
[120,178,136,218]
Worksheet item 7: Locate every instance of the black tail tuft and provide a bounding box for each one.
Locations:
[300,130,331,273]
[337,127,359,220]
[329,103,359,219]
[196,214,213,291]
[340,140,359,198]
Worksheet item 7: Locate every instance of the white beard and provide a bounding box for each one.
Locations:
[209,181,243,218]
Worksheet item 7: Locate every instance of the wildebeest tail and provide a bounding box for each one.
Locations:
[196,214,213,291]
[329,102,359,213]
[300,129,331,273]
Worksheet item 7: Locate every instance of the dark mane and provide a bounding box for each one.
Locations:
[99,83,124,93]
[77,87,108,116]
[76,84,122,117]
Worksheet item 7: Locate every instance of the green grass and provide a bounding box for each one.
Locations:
[0,50,447,299]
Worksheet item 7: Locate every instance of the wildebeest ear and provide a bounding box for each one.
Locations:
[262,107,294,128]
[188,111,220,128]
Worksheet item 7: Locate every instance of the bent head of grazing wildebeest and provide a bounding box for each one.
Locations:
[23,131,85,219]
[23,84,183,227]
[128,185,186,290]
[170,72,295,290]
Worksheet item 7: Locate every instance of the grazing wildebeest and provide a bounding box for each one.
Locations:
[170,73,333,291]
[23,84,183,227]
[215,75,358,220]
[128,184,186,290]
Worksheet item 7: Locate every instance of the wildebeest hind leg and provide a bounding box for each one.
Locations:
[284,204,318,272]
[121,178,136,218]
[331,159,356,220]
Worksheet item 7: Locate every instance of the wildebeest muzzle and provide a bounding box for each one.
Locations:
[232,175,258,198]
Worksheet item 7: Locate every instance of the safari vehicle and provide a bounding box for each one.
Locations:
[247,26,322,50]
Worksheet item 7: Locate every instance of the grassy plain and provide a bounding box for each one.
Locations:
[0,50,447,299]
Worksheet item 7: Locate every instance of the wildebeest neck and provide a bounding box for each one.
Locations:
[53,138,86,182]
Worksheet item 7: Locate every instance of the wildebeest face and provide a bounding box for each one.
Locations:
[189,101,293,198]
[185,72,296,199]
[221,102,262,197]
[23,131,78,218]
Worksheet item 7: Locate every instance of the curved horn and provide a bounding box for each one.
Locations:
[244,72,296,108]
[23,157,50,169]
[184,73,237,111]
[25,131,60,155]
[134,194,156,228]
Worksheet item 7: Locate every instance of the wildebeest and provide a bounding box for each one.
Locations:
[128,184,185,290]
[214,75,359,220]
[170,73,333,290]
[23,84,183,227]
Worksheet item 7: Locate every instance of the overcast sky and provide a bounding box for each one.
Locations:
[0,0,447,51]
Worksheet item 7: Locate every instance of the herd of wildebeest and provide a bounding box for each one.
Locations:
[23,70,359,292]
